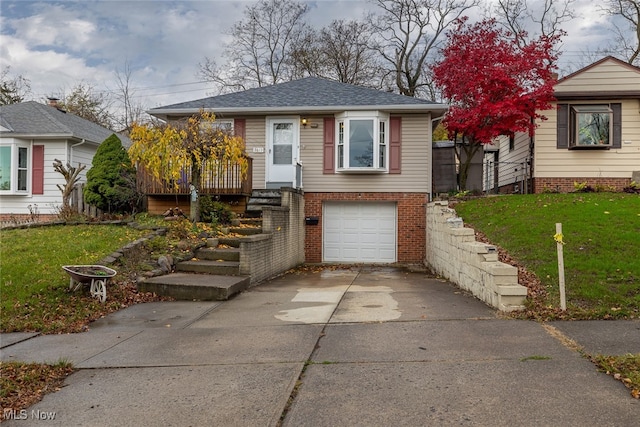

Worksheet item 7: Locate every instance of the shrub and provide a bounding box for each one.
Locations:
[84,134,139,213]
[573,181,595,193]
[623,181,640,194]
[199,196,235,226]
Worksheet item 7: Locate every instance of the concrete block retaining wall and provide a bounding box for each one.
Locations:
[425,201,527,311]
[239,188,305,284]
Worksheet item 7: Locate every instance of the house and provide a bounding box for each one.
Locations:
[0,100,125,221]
[485,56,640,193]
[148,77,448,264]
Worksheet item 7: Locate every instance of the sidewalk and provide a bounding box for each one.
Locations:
[1,267,638,426]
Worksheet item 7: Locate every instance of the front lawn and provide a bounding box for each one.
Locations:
[0,223,159,333]
[453,193,640,319]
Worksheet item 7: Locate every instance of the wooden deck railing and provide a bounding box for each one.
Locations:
[137,156,252,195]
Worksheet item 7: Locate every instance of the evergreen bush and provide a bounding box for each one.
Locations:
[84,134,139,213]
[199,196,235,225]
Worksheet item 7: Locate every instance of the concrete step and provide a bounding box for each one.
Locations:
[196,247,240,262]
[239,218,263,226]
[251,189,281,198]
[218,237,241,248]
[247,197,281,206]
[139,273,250,301]
[176,260,240,275]
[229,227,262,236]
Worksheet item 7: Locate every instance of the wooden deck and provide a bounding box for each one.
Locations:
[137,157,252,196]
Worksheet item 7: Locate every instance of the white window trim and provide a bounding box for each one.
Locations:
[570,105,613,148]
[335,111,389,173]
[0,141,31,195]
[200,118,235,133]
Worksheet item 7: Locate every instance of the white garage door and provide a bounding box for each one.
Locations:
[323,202,397,263]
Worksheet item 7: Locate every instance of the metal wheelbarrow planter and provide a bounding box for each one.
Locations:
[62,265,117,303]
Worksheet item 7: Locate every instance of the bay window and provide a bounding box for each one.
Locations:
[336,112,389,171]
[0,143,30,193]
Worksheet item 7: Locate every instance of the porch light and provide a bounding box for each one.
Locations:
[301,117,308,128]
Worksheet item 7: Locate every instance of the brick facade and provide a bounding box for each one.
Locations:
[533,177,632,193]
[304,192,428,263]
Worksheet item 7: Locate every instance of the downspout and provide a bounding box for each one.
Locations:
[70,138,86,166]
[529,116,535,194]
[429,116,442,202]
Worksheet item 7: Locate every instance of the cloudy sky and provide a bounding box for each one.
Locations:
[0,0,619,112]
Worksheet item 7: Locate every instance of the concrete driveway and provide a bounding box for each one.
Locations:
[1,267,638,426]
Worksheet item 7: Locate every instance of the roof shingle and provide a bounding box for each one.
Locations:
[0,101,120,144]
[150,77,447,116]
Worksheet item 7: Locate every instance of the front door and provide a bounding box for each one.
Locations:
[266,117,299,188]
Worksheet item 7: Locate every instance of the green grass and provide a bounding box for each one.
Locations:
[454,193,640,318]
[0,224,151,332]
[593,353,640,398]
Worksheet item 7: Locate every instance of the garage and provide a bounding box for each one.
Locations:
[323,202,397,263]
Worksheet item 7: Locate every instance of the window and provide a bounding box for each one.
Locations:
[509,135,515,151]
[200,119,234,134]
[0,143,30,193]
[18,147,28,191]
[558,103,621,150]
[571,105,612,147]
[0,146,11,190]
[336,112,388,171]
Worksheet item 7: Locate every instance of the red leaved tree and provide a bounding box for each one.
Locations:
[433,17,560,190]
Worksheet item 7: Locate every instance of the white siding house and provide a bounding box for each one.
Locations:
[0,101,125,219]
[490,56,640,193]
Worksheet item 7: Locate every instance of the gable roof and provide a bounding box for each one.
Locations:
[149,77,447,119]
[0,101,120,144]
[554,56,640,100]
[558,56,640,83]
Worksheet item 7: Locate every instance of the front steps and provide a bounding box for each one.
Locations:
[246,189,282,217]
[139,273,250,301]
[139,218,263,301]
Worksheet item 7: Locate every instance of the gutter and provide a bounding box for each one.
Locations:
[148,104,449,119]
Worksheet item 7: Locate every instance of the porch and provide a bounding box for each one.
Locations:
[137,157,253,215]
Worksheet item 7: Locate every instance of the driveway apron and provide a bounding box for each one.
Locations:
[1,267,637,426]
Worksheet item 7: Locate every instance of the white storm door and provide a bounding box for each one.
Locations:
[266,117,299,187]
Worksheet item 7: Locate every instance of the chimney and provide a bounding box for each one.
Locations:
[47,97,59,107]
[47,97,66,113]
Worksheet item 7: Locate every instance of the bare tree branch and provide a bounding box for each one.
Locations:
[599,0,640,64]
[370,0,479,98]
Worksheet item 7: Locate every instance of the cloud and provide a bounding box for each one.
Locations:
[8,4,97,50]
[0,0,624,110]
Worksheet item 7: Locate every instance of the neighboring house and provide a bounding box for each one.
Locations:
[0,100,125,221]
[485,56,640,193]
[148,77,447,264]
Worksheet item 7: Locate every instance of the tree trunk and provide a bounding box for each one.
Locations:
[457,142,482,191]
[190,160,201,222]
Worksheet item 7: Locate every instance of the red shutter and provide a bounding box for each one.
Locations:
[389,117,401,174]
[234,118,246,141]
[323,117,335,174]
[32,145,45,195]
